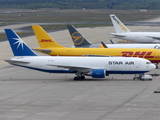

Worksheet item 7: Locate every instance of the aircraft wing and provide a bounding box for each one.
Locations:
[32,48,51,53]
[110,33,126,38]
[5,60,30,64]
[82,55,111,57]
[146,36,160,40]
[47,64,106,73]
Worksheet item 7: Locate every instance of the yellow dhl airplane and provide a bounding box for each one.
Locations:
[32,25,160,65]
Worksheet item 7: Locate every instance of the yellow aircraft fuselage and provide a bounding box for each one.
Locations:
[36,47,160,64]
[32,25,160,64]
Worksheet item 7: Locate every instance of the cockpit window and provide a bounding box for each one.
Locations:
[146,62,151,64]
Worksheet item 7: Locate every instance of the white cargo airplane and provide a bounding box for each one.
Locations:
[67,24,160,49]
[4,29,155,80]
[110,14,160,43]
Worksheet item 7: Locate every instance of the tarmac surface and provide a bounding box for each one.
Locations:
[0,22,160,120]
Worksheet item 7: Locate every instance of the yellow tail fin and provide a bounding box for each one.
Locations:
[32,25,64,48]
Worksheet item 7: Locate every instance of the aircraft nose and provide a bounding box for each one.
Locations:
[149,64,156,70]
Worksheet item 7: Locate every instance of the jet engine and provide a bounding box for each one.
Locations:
[85,69,106,78]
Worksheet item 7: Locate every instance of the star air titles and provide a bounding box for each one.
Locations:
[108,61,134,65]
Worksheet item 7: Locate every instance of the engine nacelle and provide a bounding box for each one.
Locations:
[85,69,106,78]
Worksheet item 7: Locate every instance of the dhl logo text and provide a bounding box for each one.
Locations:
[121,52,154,58]
[40,39,53,42]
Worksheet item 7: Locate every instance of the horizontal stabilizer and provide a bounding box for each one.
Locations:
[5,60,30,64]
[110,33,126,38]
[146,36,160,40]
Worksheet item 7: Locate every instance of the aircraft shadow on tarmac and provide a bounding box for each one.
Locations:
[2,76,154,82]
[66,78,147,81]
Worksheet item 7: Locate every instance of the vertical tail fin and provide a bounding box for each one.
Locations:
[110,14,130,33]
[5,29,37,56]
[67,24,92,47]
[32,25,64,48]
[110,39,115,44]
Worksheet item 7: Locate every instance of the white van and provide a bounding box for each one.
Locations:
[140,75,152,81]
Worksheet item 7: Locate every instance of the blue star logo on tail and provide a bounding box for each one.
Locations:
[13,37,24,49]
[4,29,37,56]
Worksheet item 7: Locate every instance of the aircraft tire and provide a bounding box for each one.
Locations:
[74,76,85,80]
[74,77,78,80]
[81,76,85,80]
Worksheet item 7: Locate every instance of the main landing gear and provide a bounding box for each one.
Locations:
[74,72,85,80]
[74,76,85,80]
